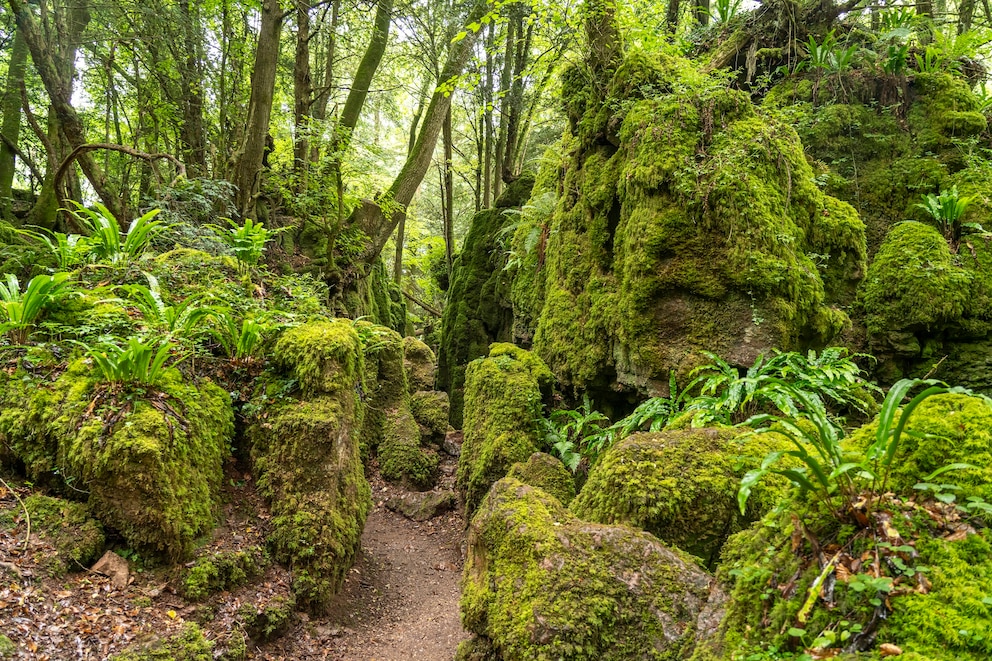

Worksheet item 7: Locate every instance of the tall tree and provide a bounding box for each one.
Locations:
[0,22,28,220]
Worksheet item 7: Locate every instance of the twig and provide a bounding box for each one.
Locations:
[0,476,30,553]
[921,355,948,380]
[402,290,442,317]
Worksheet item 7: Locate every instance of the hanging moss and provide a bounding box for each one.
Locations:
[456,344,548,518]
[248,321,371,612]
[438,174,536,427]
[505,452,575,506]
[460,477,713,660]
[570,429,792,568]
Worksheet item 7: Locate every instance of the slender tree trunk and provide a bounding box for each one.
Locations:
[482,23,494,208]
[0,25,28,220]
[474,110,482,213]
[959,0,976,33]
[502,15,532,184]
[310,0,339,163]
[294,0,313,190]
[665,0,681,31]
[586,0,622,95]
[494,18,514,200]
[354,0,489,264]
[697,0,710,25]
[337,0,393,150]
[392,77,430,285]
[230,0,283,219]
[178,0,208,176]
[443,105,454,273]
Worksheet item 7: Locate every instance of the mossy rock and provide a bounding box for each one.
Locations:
[506,452,575,506]
[181,547,268,601]
[570,429,791,567]
[0,361,233,561]
[380,409,438,490]
[456,345,547,518]
[236,595,295,644]
[403,336,437,393]
[438,175,536,428]
[249,321,371,612]
[410,390,450,440]
[110,623,214,661]
[1,494,104,575]
[461,477,714,660]
[908,72,987,153]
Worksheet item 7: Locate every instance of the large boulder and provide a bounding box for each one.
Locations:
[570,428,791,567]
[456,344,550,518]
[248,321,371,611]
[460,478,714,660]
[506,452,575,506]
[0,361,232,561]
[403,336,437,393]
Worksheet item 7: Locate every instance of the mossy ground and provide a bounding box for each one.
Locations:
[0,494,104,575]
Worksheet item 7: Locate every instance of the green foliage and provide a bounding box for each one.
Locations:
[710,0,743,24]
[69,202,168,266]
[207,310,280,365]
[18,227,92,270]
[85,336,177,387]
[538,395,609,472]
[917,185,976,245]
[124,273,213,340]
[207,217,274,276]
[0,272,70,344]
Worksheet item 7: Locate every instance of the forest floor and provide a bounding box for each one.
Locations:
[0,443,468,660]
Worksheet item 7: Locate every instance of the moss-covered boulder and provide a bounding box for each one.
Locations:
[0,494,104,575]
[248,320,371,612]
[410,390,449,441]
[524,51,863,399]
[506,452,575,505]
[456,345,548,518]
[690,393,992,660]
[181,547,268,600]
[403,336,437,393]
[0,361,232,561]
[438,174,536,427]
[570,428,791,567]
[461,477,714,660]
[109,623,214,661]
[359,324,438,489]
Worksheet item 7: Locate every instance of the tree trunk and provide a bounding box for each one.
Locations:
[443,104,454,273]
[10,0,124,222]
[392,76,431,285]
[959,0,976,33]
[482,22,494,208]
[310,0,339,163]
[585,0,622,93]
[294,0,313,189]
[337,0,393,148]
[230,0,283,219]
[502,13,532,184]
[178,0,208,176]
[493,18,514,200]
[697,0,710,25]
[665,0,681,31]
[354,0,489,265]
[0,24,28,220]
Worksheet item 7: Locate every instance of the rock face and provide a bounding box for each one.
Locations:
[0,361,232,561]
[456,344,551,518]
[248,321,371,612]
[570,428,791,567]
[515,51,864,398]
[460,478,714,660]
[385,490,458,522]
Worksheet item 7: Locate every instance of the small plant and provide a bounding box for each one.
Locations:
[917,185,976,246]
[69,201,168,266]
[882,42,910,75]
[208,217,274,276]
[0,272,70,344]
[208,310,279,366]
[803,32,837,72]
[18,228,92,270]
[539,395,610,472]
[125,273,213,340]
[86,336,176,387]
[710,0,743,24]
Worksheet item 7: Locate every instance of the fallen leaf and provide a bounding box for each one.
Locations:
[879,643,903,656]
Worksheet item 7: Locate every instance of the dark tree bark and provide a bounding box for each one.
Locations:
[442,104,454,273]
[177,0,208,175]
[0,24,28,220]
[294,0,313,189]
[230,0,283,218]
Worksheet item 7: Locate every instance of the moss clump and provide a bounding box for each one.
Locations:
[110,623,214,661]
[403,336,437,393]
[236,595,295,643]
[570,429,791,567]
[456,345,548,518]
[0,634,13,657]
[461,477,713,660]
[1,494,104,575]
[439,174,537,427]
[181,547,268,600]
[908,72,987,153]
[506,452,575,506]
[410,390,450,440]
[248,321,371,612]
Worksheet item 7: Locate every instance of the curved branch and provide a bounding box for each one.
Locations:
[54,143,187,207]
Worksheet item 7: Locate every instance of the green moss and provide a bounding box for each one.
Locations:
[860,221,971,351]
[380,410,438,490]
[403,336,437,392]
[457,346,547,517]
[181,547,268,600]
[273,321,364,398]
[506,452,575,505]
[410,390,450,440]
[236,595,295,643]
[0,634,13,657]
[439,175,536,427]
[908,73,987,153]
[1,494,104,575]
[461,477,713,660]
[570,429,791,567]
[110,623,214,661]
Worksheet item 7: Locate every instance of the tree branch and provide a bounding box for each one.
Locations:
[54,143,186,207]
